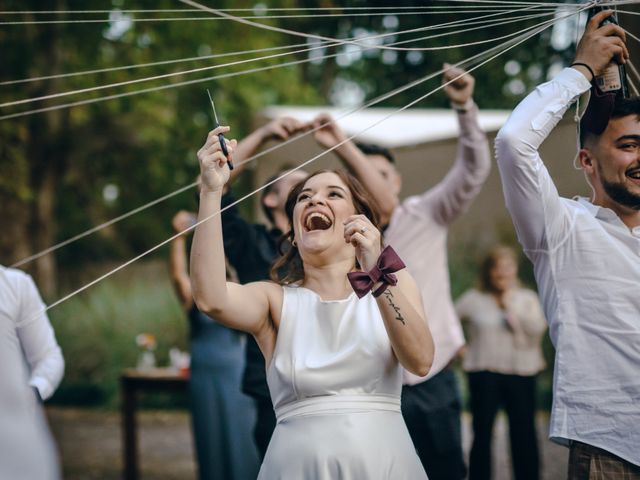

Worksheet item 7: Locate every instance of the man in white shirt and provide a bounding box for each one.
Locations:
[0,265,63,479]
[313,65,491,479]
[0,265,65,402]
[495,10,640,477]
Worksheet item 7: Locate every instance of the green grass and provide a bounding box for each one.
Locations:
[48,262,188,408]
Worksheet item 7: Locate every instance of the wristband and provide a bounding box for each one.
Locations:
[450,98,475,113]
[570,62,595,81]
[347,246,406,298]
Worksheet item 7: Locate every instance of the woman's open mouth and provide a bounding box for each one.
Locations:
[304,212,333,232]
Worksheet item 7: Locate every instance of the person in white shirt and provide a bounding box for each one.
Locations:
[0,265,63,479]
[495,10,640,478]
[312,65,491,480]
[0,266,64,402]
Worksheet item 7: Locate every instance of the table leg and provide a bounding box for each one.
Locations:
[122,379,138,480]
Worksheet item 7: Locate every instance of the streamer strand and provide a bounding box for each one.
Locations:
[36,13,572,316]
[9,7,583,267]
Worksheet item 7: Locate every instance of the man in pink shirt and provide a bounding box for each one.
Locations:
[313,65,491,479]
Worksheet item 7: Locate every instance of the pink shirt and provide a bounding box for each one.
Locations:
[384,104,491,384]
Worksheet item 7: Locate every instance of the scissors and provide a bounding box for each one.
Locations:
[206,89,234,170]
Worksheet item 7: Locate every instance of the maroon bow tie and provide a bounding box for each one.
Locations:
[347,246,406,298]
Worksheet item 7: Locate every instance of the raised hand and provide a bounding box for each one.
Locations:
[573,10,628,81]
[313,113,348,150]
[261,116,311,142]
[343,214,382,272]
[442,63,475,106]
[197,126,237,193]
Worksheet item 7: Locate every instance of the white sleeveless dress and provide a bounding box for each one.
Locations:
[258,286,428,479]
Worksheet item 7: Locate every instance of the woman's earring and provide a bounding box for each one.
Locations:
[291,238,297,247]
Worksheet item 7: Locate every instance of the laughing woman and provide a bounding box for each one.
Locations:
[190,126,433,479]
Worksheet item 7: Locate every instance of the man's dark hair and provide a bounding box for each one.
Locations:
[355,142,395,164]
[260,164,296,224]
[580,96,640,147]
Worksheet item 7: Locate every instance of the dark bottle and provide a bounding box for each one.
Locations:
[587,5,629,98]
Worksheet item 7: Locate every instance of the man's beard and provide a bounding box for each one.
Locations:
[601,177,640,210]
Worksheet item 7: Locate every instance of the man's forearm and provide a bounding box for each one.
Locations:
[334,141,398,221]
[457,103,490,173]
[227,126,268,183]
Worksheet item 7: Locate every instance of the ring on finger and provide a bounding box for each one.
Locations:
[360,226,368,234]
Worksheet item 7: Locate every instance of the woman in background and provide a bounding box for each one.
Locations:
[169,208,259,480]
[455,246,547,480]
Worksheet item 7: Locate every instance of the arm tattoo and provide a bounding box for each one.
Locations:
[383,289,405,325]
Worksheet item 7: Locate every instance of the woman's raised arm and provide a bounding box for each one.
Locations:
[344,214,434,377]
[189,126,273,336]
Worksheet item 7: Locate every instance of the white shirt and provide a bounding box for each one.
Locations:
[0,266,64,400]
[495,67,640,466]
[455,288,546,375]
[385,104,491,383]
[0,309,61,480]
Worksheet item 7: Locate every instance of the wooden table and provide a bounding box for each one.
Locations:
[121,368,188,480]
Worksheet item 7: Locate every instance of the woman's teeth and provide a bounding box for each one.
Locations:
[305,212,332,231]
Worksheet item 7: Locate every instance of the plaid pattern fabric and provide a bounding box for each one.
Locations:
[568,441,640,480]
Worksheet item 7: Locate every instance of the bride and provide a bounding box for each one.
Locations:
[190,125,433,479]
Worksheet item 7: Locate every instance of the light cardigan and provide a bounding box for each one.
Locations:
[455,287,546,376]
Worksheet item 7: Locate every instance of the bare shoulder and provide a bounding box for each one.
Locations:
[262,281,284,304]
[246,280,284,328]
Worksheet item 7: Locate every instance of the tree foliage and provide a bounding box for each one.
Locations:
[1,0,587,296]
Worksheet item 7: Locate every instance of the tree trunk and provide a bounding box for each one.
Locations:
[25,0,66,299]
[0,193,32,266]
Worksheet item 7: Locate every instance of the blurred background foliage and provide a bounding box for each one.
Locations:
[0,0,586,283]
[48,262,189,407]
[0,0,610,407]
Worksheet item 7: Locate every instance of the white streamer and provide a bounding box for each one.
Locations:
[1,8,552,109]
[176,0,552,53]
[0,4,568,15]
[36,14,573,316]
[0,10,558,120]
[10,22,530,268]
[0,42,316,87]
[1,9,560,25]
[1,8,546,87]
[9,7,582,268]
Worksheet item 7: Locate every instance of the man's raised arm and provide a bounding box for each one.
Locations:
[495,10,628,252]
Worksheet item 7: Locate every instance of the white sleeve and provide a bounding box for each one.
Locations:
[495,68,591,252]
[16,275,64,400]
[454,290,474,321]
